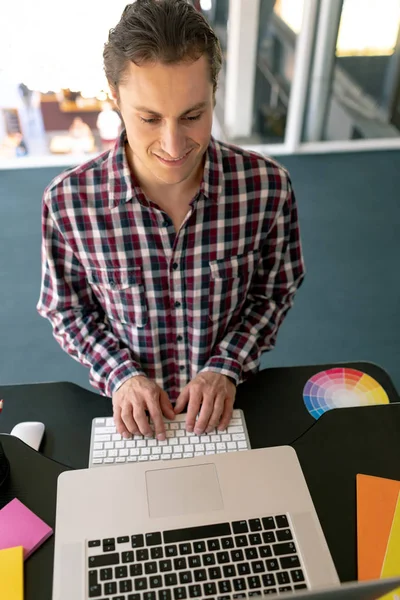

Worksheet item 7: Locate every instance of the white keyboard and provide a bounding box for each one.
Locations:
[88,409,251,467]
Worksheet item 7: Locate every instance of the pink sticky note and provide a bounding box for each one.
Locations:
[0,498,53,559]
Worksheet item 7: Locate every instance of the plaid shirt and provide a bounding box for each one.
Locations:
[37,131,305,400]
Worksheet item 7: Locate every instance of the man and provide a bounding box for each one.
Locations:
[37,0,305,442]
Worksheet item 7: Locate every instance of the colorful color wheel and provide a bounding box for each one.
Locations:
[303,368,389,419]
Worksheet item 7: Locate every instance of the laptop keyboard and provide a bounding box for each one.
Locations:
[89,410,251,468]
[87,514,308,599]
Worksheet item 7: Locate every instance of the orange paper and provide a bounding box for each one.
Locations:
[357,474,400,580]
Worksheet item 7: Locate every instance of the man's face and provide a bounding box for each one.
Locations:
[114,55,214,189]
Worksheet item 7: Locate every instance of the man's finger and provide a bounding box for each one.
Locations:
[147,396,167,441]
[185,392,202,432]
[160,389,176,420]
[133,402,153,437]
[194,394,214,435]
[174,387,190,414]
[217,398,234,432]
[206,393,225,431]
[113,404,130,436]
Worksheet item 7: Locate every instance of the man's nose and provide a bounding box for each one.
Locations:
[160,122,186,159]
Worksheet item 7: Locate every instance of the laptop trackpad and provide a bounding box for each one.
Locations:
[146,464,224,518]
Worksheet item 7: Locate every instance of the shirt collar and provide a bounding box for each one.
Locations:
[107,130,223,209]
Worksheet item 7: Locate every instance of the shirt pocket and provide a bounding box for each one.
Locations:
[209,250,260,322]
[87,267,148,328]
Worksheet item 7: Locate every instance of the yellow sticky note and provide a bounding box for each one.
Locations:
[0,545,24,600]
[380,492,400,599]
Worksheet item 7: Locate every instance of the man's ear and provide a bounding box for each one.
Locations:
[108,85,120,108]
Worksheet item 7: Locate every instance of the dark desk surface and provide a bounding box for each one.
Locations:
[0,361,399,600]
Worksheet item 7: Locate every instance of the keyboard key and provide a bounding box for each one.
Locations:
[294,584,307,590]
[131,534,145,548]
[88,540,101,547]
[245,548,258,560]
[203,582,217,596]
[99,568,113,581]
[235,535,248,547]
[207,539,220,551]
[159,590,172,600]
[280,556,300,569]
[194,569,207,582]
[122,551,134,563]
[266,559,279,571]
[165,573,178,586]
[275,515,289,528]
[232,521,248,534]
[179,571,193,584]
[237,563,251,576]
[103,543,115,552]
[252,561,265,573]
[279,586,292,593]
[259,545,272,558]
[249,534,262,545]
[135,577,148,591]
[174,557,187,570]
[145,562,158,574]
[203,553,216,566]
[137,548,150,561]
[216,551,230,564]
[128,594,141,600]
[130,564,143,577]
[221,537,234,549]
[147,532,162,546]
[144,593,156,600]
[208,567,222,579]
[291,569,305,583]
[188,584,202,597]
[277,572,290,585]
[115,566,128,578]
[88,584,102,597]
[193,541,206,553]
[262,531,275,544]
[104,582,117,595]
[247,575,261,589]
[262,574,276,588]
[179,543,192,555]
[88,553,119,568]
[223,564,236,578]
[166,545,178,557]
[117,536,129,544]
[174,587,187,599]
[249,519,262,531]
[262,517,275,530]
[188,555,202,568]
[150,575,163,588]
[272,542,296,556]
[160,560,172,572]
[276,529,292,542]
[89,570,98,586]
[218,580,232,594]
[152,547,164,559]
[231,550,244,562]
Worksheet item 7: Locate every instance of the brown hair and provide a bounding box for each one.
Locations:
[103,0,222,97]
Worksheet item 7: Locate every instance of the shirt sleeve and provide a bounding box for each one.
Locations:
[36,191,146,396]
[200,178,305,385]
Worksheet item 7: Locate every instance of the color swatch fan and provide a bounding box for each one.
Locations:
[303,368,389,419]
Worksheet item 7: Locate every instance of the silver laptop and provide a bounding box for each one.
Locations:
[52,446,399,600]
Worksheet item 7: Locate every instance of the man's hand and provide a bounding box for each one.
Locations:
[112,376,175,440]
[174,372,236,434]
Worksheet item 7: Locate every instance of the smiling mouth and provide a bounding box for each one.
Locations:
[155,149,193,163]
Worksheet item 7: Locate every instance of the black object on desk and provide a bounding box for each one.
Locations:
[0,433,71,600]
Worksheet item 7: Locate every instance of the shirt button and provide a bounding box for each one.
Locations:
[180,365,185,371]
[174,301,181,308]
[109,281,116,288]
[177,336,183,342]
[172,262,178,270]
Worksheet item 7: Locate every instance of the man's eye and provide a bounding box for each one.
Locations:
[186,115,201,121]
[140,117,160,124]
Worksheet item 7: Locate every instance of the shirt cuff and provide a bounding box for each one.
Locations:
[199,357,242,386]
[105,361,147,397]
